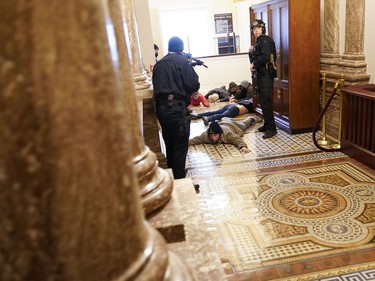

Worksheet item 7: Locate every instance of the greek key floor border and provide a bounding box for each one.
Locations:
[186,151,346,178]
[274,261,375,281]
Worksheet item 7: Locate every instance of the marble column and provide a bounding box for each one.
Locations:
[320,0,341,68]
[0,0,191,280]
[343,0,365,58]
[340,0,369,83]
[111,0,173,216]
[320,0,342,141]
[320,0,369,141]
[122,0,168,168]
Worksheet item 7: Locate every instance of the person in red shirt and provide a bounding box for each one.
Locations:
[189,91,210,107]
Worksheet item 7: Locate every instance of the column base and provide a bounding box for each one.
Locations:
[149,177,226,281]
[134,146,173,216]
[118,222,194,281]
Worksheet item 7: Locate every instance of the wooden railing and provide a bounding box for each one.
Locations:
[341,84,375,169]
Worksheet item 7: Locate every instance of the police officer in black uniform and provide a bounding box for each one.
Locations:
[248,19,277,139]
[152,36,200,179]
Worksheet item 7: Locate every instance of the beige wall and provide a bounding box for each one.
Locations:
[134,0,156,75]
[193,54,251,93]
[365,0,375,83]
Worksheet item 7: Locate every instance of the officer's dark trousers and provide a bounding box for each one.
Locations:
[257,74,276,131]
[156,103,190,179]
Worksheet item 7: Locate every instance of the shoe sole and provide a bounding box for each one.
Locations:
[262,131,277,139]
[258,126,266,132]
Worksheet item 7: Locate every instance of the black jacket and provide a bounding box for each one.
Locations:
[152,52,200,104]
[250,35,276,76]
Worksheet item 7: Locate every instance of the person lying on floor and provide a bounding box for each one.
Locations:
[230,80,253,103]
[204,81,239,103]
[189,91,210,107]
[191,98,255,126]
[189,117,260,153]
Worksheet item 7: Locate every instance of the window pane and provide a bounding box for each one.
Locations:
[160,7,214,57]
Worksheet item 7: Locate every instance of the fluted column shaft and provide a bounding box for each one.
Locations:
[0,0,186,280]
[122,0,167,168]
[123,0,152,92]
[109,0,173,216]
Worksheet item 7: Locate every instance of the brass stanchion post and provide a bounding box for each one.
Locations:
[317,73,332,146]
[331,74,345,149]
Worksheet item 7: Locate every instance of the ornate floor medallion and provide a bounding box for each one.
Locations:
[272,187,347,219]
[259,172,373,247]
[312,219,367,245]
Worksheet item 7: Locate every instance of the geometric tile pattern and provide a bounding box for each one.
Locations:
[187,107,324,162]
[187,123,324,168]
[187,104,334,168]
[186,108,375,279]
[192,162,375,273]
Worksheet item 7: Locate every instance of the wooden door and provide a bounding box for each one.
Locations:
[249,0,320,134]
[288,0,320,132]
[269,0,289,127]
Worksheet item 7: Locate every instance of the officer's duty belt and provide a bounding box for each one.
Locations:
[156,94,186,107]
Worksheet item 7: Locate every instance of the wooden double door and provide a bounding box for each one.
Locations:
[250,0,320,134]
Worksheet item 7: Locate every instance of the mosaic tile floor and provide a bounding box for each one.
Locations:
[186,105,375,280]
[188,103,338,168]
